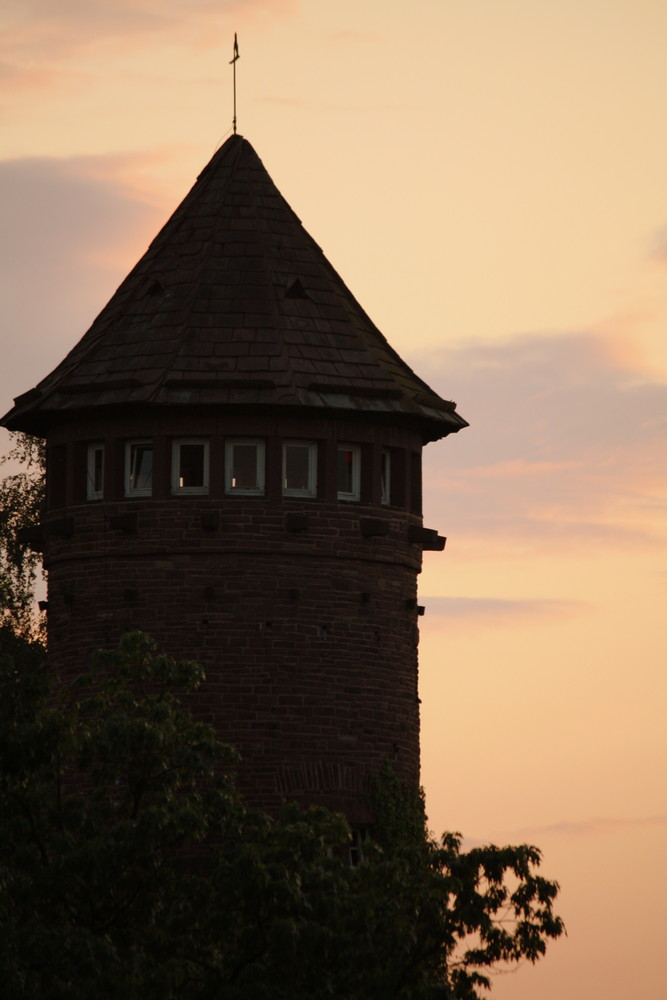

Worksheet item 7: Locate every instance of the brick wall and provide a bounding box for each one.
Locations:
[43,410,431,820]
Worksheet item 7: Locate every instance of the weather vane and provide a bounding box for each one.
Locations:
[230,33,240,134]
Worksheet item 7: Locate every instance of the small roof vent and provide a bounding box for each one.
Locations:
[145,277,165,297]
[284,277,309,299]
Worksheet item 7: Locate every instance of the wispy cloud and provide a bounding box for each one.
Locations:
[445,815,667,850]
[648,223,667,262]
[0,154,164,412]
[328,30,379,44]
[413,332,667,553]
[421,596,585,629]
[511,814,667,839]
[2,0,296,87]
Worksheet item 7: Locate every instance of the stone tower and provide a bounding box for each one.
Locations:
[2,135,467,823]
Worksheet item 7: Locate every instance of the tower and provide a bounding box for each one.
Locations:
[2,135,467,823]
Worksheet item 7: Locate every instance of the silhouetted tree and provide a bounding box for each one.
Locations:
[0,432,44,638]
[0,631,564,999]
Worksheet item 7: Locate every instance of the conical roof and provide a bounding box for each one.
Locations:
[2,134,467,441]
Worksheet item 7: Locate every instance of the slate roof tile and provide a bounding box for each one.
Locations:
[3,134,467,441]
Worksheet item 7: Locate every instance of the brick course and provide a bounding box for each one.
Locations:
[43,412,429,820]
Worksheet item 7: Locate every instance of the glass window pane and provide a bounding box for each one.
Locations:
[225,439,264,494]
[179,443,205,488]
[284,444,311,492]
[87,444,104,499]
[337,445,359,500]
[93,448,104,493]
[337,448,355,495]
[380,450,390,505]
[130,443,153,493]
[232,444,258,490]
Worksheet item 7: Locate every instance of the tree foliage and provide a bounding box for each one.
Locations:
[0,630,564,999]
[0,432,45,638]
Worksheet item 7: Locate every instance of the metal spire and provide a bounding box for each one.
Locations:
[230,33,240,134]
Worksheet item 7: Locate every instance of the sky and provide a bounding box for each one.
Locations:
[2,1,666,996]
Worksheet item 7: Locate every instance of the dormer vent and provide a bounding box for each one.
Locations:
[145,277,165,297]
[284,277,309,299]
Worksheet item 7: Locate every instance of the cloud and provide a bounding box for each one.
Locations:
[412,332,667,552]
[0,154,164,415]
[2,1,167,76]
[649,223,667,262]
[443,815,667,852]
[421,596,585,630]
[419,332,667,469]
[512,814,667,840]
[329,30,379,44]
[1,0,297,86]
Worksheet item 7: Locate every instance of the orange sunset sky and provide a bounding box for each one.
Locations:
[2,2,666,997]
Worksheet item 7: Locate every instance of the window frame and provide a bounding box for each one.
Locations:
[171,439,209,496]
[336,444,360,502]
[125,440,153,497]
[380,449,391,506]
[86,443,104,501]
[224,438,265,495]
[282,440,317,498]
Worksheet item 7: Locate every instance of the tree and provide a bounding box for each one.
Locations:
[0,432,45,638]
[0,630,564,999]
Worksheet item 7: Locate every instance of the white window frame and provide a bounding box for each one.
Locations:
[225,438,265,495]
[380,450,391,506]
[171,439,209,495]
[336,444,360,501]
[125,440,153,497]
[282,440,317,498]
[87,443,104,500]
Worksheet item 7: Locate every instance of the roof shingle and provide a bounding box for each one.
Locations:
[2,134,467,441]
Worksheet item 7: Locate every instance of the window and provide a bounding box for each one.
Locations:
[349,827,371,866]
[283,441,317,497]
[337,445,360,501]
[172,440,209,495]
[87,443,104,500]
[225,439,265,494]
[380,450,390,505]
[125,441,153,496]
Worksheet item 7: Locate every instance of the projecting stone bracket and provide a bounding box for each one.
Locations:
[407,526,446,551]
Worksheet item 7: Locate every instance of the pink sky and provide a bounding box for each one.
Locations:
[2,2,667,996]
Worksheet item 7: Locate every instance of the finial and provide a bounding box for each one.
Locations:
[230,33,240,134]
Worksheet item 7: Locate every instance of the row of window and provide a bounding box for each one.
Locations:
[86,439,392,503]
